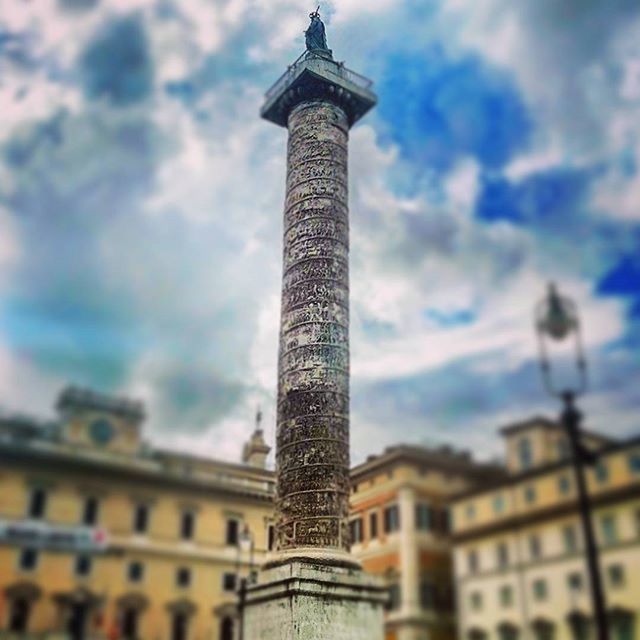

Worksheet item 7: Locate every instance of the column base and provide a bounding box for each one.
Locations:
[244,559,387,640]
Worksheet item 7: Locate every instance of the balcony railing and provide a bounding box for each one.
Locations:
[264,51,373,102]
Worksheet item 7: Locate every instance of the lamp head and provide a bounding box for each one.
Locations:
[537,282,578,341]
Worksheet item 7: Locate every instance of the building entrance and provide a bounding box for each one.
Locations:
[67,602,88,640]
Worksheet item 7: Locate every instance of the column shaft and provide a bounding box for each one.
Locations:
[275,99,351,554]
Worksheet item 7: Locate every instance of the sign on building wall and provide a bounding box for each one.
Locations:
[0,519,108,552]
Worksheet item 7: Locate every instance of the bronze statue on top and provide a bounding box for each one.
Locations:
[305,7,329,52]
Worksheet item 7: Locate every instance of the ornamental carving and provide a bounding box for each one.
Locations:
[275,100,351,552]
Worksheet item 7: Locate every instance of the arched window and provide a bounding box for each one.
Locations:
[220,616,234,640]
[9,597,31,633]
[498,622,520,640]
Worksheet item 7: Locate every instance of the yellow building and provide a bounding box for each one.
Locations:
[349,445,504,640]
[0,387,275,640]
[451,417,640,640]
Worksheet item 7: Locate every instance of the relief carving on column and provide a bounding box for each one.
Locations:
[275,100,351,553]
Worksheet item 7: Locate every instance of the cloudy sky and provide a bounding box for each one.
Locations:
[1,0,639,466]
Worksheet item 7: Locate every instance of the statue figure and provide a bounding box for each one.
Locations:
[305,8,329,52]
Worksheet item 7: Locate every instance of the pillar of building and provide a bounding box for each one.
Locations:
[398,485,423,640]
[243,12,386,640]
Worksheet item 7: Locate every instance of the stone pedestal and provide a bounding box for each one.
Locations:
[244,561,386,640]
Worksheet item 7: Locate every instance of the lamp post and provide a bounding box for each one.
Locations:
[235,524,255,640]
[534,283,609,640]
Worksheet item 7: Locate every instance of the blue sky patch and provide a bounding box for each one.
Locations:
[378,46,532,173]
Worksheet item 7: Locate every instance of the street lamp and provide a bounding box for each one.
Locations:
[235,524,255,640]
[535,282,609,640]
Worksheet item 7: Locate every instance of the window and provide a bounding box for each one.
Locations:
[628,453,640,474]
[441,508,451,534]
[267,524,275,551]
[498,624,519,640]
[594,461,609,484]
[387,584,401,610]
[419,581,436,609]
[133,503,149,534]
[74,554,92,577]
[176,567,191,588]
[499,585,513,607]
[220,617,234,640]
[369,512,378,539]
[532,579,547,601]
[524,485,536,504]
[558,475,572,495]
[493,494,505,514]
[349,518,363,544]
[468,550,479,574]
[8,598,31,633]
[18,548,38,572]
[567,572,583,593]
[82,496,99,526]
[180,510,195,541]
[469,591,482,611]
[557,439,570,460]
[384,505,400,533]
[222,573,237,592]
[563,525,578,553]
[518,437,532,469]
[496,542,509,569]
[27,487,47,519]
[127,561,144,583]
[600,514,617,545]
[416,504,432,530]
[608,564,625,588]
[226,519,239,545]
[466,503,476,521]
[529,534,541,560]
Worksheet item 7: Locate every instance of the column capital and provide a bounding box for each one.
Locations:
[261,52,377,128]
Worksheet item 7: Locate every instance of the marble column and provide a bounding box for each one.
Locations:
[245,32,385,640]
[275,98,351,560]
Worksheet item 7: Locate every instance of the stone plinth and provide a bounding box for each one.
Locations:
[244,561,386,640]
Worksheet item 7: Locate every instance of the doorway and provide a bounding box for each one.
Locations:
[121,607,139,639]
[67,602,88,640]
[171,611,188,640]
[9,598,31,633]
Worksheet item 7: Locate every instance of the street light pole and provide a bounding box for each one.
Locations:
[535,283,609,640]
[236,524,254,640]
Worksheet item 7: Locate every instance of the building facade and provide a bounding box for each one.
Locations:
[452,417,640,640]
[349,445,504,640]
[0,387,275,640]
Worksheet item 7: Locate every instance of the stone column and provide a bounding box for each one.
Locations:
[398,486,422,640]
[245,42,384,640]
[275,98,351,560]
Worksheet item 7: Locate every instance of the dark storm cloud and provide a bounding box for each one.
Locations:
[79,16,153,106]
